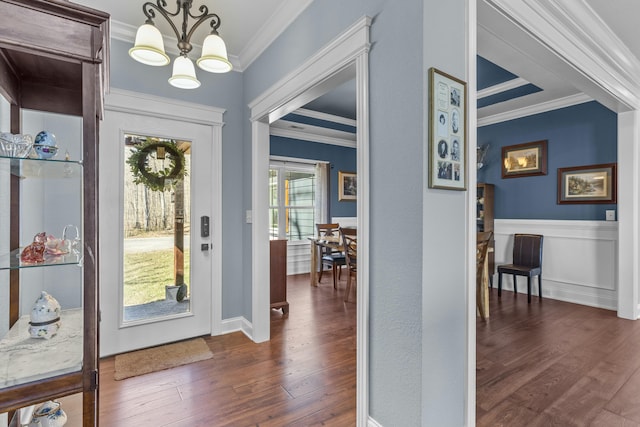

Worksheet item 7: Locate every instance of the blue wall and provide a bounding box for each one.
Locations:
[270,137,357,218]
[477,101,617,220]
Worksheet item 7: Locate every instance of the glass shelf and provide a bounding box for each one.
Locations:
[0,156,82,179]
[0,248,82,271]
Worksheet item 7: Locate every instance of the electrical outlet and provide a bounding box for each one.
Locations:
[606,210,616,221]
[246,210,252,224]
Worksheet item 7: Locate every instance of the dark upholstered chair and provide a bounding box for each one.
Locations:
[316,223,346,289]
[497,234,544,303]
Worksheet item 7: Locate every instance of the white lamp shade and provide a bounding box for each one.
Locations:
[197,33,233,73]
[129,24,170,66]
[168,56,201,89]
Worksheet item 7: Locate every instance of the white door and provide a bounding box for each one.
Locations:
[99,97,220,356]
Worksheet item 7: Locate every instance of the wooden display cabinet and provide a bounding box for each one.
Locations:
[0,1,108,425]
[477,183,495,283]
[270,240,289,315]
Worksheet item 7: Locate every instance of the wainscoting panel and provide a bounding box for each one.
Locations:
[494,219,618,310]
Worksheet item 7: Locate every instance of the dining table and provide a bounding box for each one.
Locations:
[308,235,343,287]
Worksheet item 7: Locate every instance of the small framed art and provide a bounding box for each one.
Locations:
[428,67,467,190]
[557,163,617,204]
[338,171,357,201]
[501,140,548,178]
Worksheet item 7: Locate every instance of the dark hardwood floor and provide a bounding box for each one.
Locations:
[477,288,640,426]
[100,271,640,426]
[99,273,356,426]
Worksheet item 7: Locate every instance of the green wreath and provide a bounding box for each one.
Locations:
[127,139,186,192]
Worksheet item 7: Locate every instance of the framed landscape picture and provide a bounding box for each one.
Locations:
[501,140,548,178]
[338,171,357,201]
[428,67,467,190]
[557,163,617,204]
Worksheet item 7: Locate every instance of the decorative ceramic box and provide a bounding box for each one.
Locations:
[29,291,62,340]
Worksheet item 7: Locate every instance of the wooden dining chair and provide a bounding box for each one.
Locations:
[476,231,493,320]
[477,231,494,287]
[316,223,346,289]
[340,227,357,302]
[497,234,544,303]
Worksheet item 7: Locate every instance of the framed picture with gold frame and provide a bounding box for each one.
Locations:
[501,140,548,178]
[338,171,357,201]
[428,67,467,190]
[557,163,617,204]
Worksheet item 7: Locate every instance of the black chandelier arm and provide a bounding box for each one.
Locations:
[187,3,220,29]
[141,0,183,47]
[184,12,222,43]
[139,0,224,56]
[188,3,222,32]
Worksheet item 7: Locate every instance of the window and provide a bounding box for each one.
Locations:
[269,160,316,241]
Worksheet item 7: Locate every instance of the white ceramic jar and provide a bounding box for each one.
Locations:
[28,291,61,339]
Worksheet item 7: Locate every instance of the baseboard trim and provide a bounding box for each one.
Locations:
[368,416,383,427]
[218,316,254,341]
[494,275,617,311]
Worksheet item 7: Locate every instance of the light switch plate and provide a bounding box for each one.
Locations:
[606,210,616,221]
[245,210,252,223]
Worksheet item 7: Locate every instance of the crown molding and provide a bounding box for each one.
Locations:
[237,0,313,71]
[484,0,640,110]
[477,77,528,99]
[293,108,357,127]
[270,120,356,148]
[478,92,592,127]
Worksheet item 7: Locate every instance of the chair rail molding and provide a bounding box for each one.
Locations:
[494,219,618,310]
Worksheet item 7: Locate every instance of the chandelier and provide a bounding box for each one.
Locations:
[129,0,233,89]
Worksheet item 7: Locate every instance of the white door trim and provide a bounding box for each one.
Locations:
[101,89,224,349]
[466,3,478,426]
[248,16,371,426]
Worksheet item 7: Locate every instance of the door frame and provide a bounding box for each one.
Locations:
[249,16,371,426]
[472,1,640,424]
[99,88,224,356]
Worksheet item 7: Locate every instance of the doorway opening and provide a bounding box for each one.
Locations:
[250,16,371,425]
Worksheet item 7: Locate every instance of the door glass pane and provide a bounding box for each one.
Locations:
[122,134,191,323]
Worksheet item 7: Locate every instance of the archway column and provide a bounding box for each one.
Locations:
[617,111,640,319]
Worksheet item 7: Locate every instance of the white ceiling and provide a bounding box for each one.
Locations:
[72,1,640,122]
